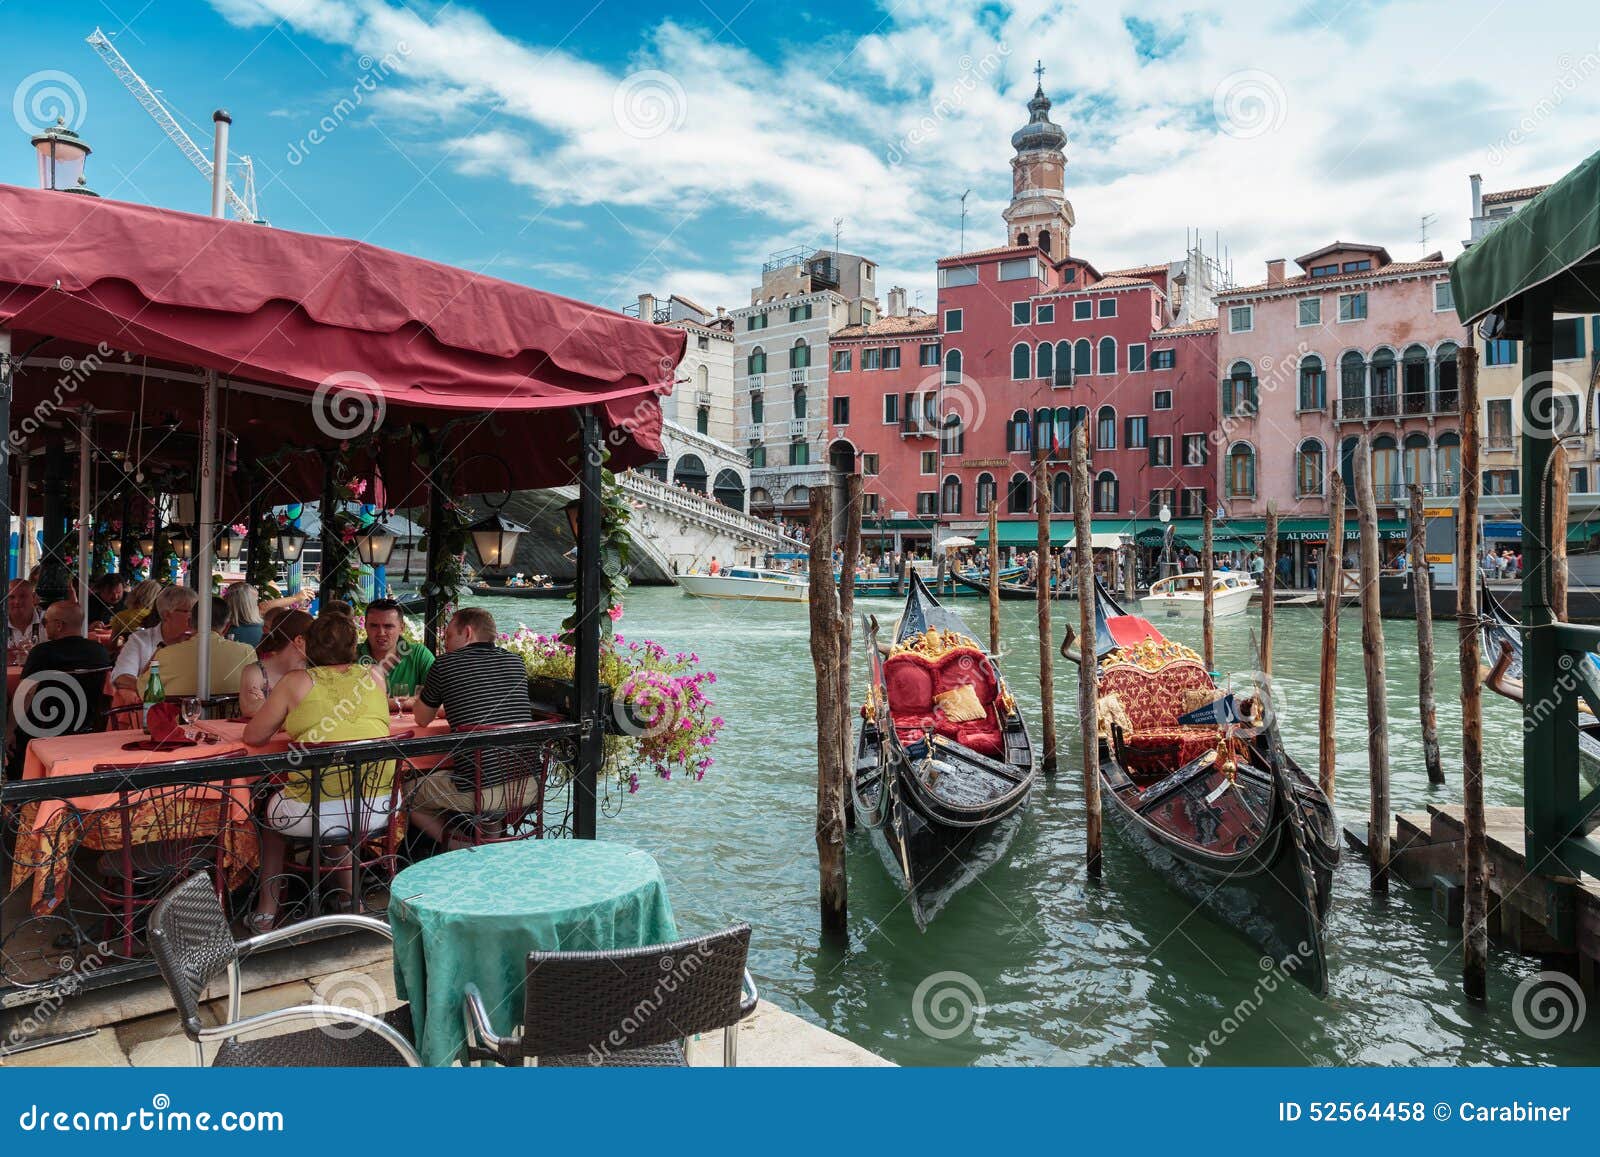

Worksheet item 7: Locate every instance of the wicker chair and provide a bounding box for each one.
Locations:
[462,924,758,1067]
[149,873,419,1066]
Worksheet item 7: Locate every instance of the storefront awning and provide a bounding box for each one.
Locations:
[974,520,1131,548]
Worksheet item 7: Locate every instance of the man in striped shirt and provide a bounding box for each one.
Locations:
[409,607,536,842]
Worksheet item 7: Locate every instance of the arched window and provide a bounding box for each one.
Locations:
[1007,409,1031,453]
[1097,405,1116,450]
[644,455,669,482]
[1339,352,1366,418]
[713,469,744,511]
[1436,342,1459,404]
[976,472,996,513]
[790,338,810,369]
[1037,341,1054,381]
[941,413,964,455]
[1339,436,1359,495]
[1403,432,1431,490]
[944,348,962,386]
[1034,407,1052,453]
[1012,342,1031,380]
[941,474,963,516]
[1098,336,1117,375]
[674,453,708,493]
[751,392,764,423]
[1298,355,1325,411]
[1371,434,1400,502]
[1007,471,1032,514]
[1295,439,1325,496]
[793,386,807,419]
[1074,338,1092,377]
[1436,432,1461,496]
[1093,470,1119,513]
[1053,471,1072,513]
[1055,340,1073,387]
[1226,442,1256,498]
[1401,344,1429,412]
[747,347,766,375]
[1370,348,1397,415]
[1224,360,1257,416]
[1053,407,1072,454]
[1037,230,1052,255]
[696,364,709,391]
[1017,231,1030,248]
[696,404,709,434]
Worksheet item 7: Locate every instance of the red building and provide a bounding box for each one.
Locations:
[827,76,1220,554]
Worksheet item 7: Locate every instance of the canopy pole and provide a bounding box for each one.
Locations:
[571,407,604,840]
[0,330,12,780]
[422,435,446,654]
[195,371,218,698]
[17,449,29,580]
[76,408,91,635]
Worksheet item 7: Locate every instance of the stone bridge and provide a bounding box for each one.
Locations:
[483,472,806,585]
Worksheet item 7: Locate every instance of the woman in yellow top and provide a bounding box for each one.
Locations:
[245,614,394,930]
[109,578,161,639]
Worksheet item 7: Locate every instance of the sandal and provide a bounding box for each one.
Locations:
[245,912,278,934]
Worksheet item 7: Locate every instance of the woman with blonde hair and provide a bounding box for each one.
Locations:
[109,578,161,638]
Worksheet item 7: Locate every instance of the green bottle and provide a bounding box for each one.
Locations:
[143,658,165,728]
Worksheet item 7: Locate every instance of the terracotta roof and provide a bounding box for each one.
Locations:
[1103,262,1168,278]
[1088,275,1156,290]
[1481,184,1549,206]
[937,244,1035,264]
[1153,318,1218,337]
[676,318,733,339]
[831,314,940,340]
[1221,258,1449,297]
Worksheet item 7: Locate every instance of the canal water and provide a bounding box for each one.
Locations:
[466,587,1600,1066]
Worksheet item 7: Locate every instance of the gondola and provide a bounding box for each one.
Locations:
[1071,577,1339,995]
[952,569,1067,601]
[468,580,575,599]
[852,574,1036,930]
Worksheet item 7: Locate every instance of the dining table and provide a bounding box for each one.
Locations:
[389,840,679,1066]
[10,711,452,916]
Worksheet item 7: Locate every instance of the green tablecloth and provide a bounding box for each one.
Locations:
[389,840,677,1066]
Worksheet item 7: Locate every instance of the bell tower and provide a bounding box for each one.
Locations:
[1002,62,1074,258]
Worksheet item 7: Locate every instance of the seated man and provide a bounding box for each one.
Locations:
[357,597,434,708]
[134,596,258,698]
[7,578,42,649]
[87,573,126,627]
[111,585,198,707]
[410,607,535,842]
[15,601,113,749]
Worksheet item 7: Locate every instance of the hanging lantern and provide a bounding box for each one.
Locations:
[108,533,123,557]
[469,512,528,570]
[275,523,309,564]
[138,530,156,555]
[354,521,397,567]
[165,524,194,561]
[215,525,243,561]
[32,118,94,194]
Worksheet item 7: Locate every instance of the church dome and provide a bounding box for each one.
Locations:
[1011,84,1067,153]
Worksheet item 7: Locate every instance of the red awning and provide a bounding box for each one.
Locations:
[0,185,683,497]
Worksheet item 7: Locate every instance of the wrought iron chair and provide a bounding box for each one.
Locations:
[462,924,758,1067]
[406,724,561,848]
[149,872,419,1066]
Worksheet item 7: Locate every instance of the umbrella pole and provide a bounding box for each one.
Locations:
[76,407,91,635]
[196,371,218,698]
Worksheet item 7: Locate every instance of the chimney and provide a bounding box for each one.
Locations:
[637,293,656,321]
[1470,173,1483,219]
[887,286,907,317]
[1266,259,1286,286]
[716,305,726,319]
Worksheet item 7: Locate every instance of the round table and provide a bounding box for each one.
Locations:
[389,840,678,1066]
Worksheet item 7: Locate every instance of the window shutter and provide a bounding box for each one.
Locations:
[1221,377,1234,413]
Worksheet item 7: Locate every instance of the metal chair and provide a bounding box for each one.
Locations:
[462,924,758,1067]
[406,724,561,848]
[149,872,419,1066]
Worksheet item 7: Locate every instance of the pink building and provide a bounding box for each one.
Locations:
[1214,244,1463,580]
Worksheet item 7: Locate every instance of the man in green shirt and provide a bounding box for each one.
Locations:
[358,598,435,709]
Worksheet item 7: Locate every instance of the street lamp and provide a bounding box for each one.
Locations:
[32,118,95,195]
[469,512,528,570]
[353,521,398,567]
[1159,504,1172,524]
[138,530,156,556]
[275,523,308,564]
[215,525,241,562]
[164,524,194,561]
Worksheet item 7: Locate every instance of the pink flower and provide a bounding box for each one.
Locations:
[607,605,623,621]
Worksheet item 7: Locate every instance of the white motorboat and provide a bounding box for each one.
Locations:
[677,566,808,603]
[1137,571,1257,620]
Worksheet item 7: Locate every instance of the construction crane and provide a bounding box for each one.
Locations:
[86,26,265,223]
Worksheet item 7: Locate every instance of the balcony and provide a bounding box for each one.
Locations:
[1345,480,1462,504]
[789,367,808,386]
[1336,392,1460,421]
[742,373,765,393]
[900,416,939,438]
[787,417,810,438]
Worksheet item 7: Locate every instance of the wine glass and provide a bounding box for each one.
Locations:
[179,697,204,741]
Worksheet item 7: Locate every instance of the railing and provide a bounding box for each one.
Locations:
[1337,393,1459,421]
[789,367,808,386]
[620,471,802,548]
[0,722,579,1003]
[900,416,939,437]
[743,373,765,392]
[1344,480,1462,503]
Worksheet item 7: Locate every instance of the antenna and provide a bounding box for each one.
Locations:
[1420,212,1437,251]
[833,216,843,260]
[959,189,971,253]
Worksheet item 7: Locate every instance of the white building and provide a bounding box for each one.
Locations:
[731,247,881,517]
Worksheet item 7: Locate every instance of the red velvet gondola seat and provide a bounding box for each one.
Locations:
[1096,659,1219,773]
[883,640,1005,759]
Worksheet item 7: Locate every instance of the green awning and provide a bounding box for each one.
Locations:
[1451,147,1600,328]
[1569,520,1600,546]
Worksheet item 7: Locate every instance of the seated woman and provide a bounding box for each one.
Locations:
[244,614,394,930]
[238,609,312,719]
[109,578,161,639]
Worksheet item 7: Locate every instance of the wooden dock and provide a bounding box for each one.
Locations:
[1350,805,1600,989]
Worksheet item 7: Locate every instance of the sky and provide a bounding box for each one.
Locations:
[3,0,1597,313]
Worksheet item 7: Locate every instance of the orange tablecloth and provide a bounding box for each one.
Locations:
[12,713,450,914]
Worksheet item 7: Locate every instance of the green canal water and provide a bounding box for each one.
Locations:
[466,587,1600,1066]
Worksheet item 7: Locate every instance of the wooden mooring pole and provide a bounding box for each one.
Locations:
[1202,505,1215,672]
[1034,449,1057,775]
[1260,503,1278,675]
[1318,477,1345,798]
[1408,484,1443,786]
[1456,345,1488,1000]
[1552,442,1570,621]
[987,500,1001,656]
[1353,436,1391,892]
[807,488,846,933]
[1072,424,1102,877]
[837,473,863,830]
